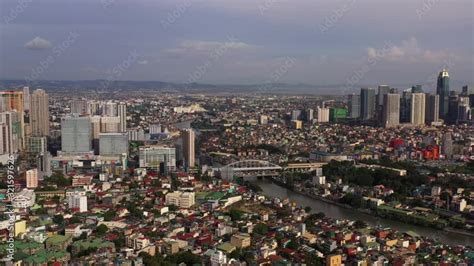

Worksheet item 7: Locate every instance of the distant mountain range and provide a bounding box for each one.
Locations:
[0,79,470,95]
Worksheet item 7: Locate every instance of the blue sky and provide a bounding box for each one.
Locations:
[0,0,472,88]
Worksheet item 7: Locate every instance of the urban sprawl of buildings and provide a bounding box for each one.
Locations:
[0,70,474,265]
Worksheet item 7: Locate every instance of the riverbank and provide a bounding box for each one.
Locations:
[263,176,474,242]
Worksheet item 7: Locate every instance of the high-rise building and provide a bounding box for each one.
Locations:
[316,106,330,122]
[400,89,412,123]
[291,110,302,121]
[182,129,195,168]
[26,136,47,154]
[376,85,390,122]
[436,69,450,119]
[360,88,376,120]
[61,116,92,153]
[457,97,471,122]
[382,93,400,127]
[447,91,459,123]
[100,116,121,133]
[37,152,52,179]
[99,132,129,156]
[305,108,314,122]
[410,93,426,125]
[23,87,30,111]
[71,98,87,114]
[118,102,127,132]
[442,132,453,159]
[329,108,347,122]
[347,94,360,119]
[104,101,118,116]
[425,94,440,124]
[30,89,50,137]
[0,111,21,155]
[0,91,25,148]
[139,146,176,173]
[26,169,38,188]
[87,100,102,115]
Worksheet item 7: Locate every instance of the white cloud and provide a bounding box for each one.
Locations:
[24,37,53,50]
[367,37,457,63]
[137,60,149,65]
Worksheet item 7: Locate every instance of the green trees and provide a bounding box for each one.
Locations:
[253,223,269,235]
[228,208,244,221]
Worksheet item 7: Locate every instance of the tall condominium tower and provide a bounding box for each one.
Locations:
[382,93,400,127]
[118,102,127,132]
[360,88,376,120]
[410,93,426,125]
[61,116,92,153]
[376,85,390,122]
[0,91,25,148]
[30,89,50,137]
[425,94,439,124]
[182,128,195,168]
[23,86,30,111]
[347,94,360,119]
[436,69,450,119]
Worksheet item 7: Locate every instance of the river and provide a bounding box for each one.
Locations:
[253,178,474,247]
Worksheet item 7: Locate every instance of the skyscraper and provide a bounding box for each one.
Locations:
[118,102,127,132]
[0,111,21,155]
[305,108,314,122]
[425,94,439,124]
[182,129,195,168]
[377,85,390,122]
[436,69,450,119]
[347,94,360,119]
[457,97,470,122]
[410,93,426,125]
[382,93,400,127]
[30,89,50,137]
[360,88,376,120]
[61,116,92,153]
[400,89,412,123]
[23,86,30,111]
[0,91,25,148]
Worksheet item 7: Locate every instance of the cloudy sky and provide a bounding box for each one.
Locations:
[0,0,472,88]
